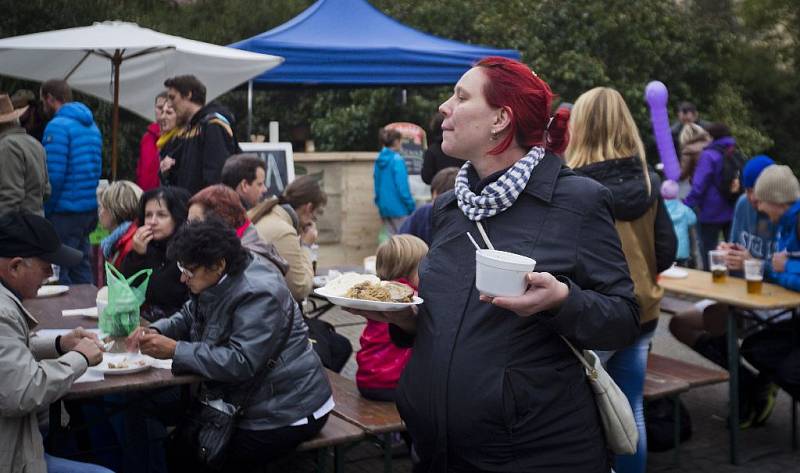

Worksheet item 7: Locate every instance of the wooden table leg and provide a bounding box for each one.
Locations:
[673,395,681,467]
[727,310,740,465]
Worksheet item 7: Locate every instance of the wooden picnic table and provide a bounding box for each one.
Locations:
[659,267,800,464]
[24,284,202,447]
[659,267,800,310]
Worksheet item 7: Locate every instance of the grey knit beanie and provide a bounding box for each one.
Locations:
[753,165,800,204]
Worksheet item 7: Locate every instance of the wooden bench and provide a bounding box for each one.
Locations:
[647,353,730,388]
[296,415,366,473]
[643,353,729,465]
[326,369,405,473]
[643,369,691,465]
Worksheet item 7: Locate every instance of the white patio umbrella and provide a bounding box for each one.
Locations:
[0,21,284,179]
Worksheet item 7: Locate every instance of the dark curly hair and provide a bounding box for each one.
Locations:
[167,217,249,277]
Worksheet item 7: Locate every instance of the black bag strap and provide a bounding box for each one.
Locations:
[196,309,293,412]
[236,312,293,411]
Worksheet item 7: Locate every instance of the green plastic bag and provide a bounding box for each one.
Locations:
[100,262,152,337]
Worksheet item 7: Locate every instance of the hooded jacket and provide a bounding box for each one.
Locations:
[767,200,800,291]
[575,157,677,325]
[664,199,697,260]
[42,102,102,215]
[0,126,50,216]
[168,103,240,195]
[373,147,415,218]
[150,255,332,430]
[393,153,639,472]
[0,283,88,473]
[238,223,289,276]
[684,136,736,224]
[136,122,161,191]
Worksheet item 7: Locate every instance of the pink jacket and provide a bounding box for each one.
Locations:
[356,278,414,390]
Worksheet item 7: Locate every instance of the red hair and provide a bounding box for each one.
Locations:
[189,185,247,228]
[475,56,568,155]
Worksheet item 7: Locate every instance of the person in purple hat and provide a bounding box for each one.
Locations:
[0,212,110,473]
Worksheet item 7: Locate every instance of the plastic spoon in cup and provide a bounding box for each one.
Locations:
[466,232,481,250]
[476,221,495,250]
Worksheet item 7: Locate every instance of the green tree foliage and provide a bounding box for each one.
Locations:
[1,0,797,178]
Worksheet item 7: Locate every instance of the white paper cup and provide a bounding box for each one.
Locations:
[476,249,537,297]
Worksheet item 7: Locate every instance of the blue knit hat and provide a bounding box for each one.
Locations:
[742,155,775,189]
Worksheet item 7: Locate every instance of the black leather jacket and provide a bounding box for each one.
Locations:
[151,255,331,430]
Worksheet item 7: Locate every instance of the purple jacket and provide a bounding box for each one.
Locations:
[684,136,735,224]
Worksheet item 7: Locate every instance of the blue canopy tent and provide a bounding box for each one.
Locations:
[230,0,521,86]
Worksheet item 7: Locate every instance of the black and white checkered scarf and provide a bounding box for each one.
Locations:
[454,146,545,221]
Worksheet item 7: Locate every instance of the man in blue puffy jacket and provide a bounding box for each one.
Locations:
[40,79,102,284]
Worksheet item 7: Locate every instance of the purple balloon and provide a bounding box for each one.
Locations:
[645,81,680,181]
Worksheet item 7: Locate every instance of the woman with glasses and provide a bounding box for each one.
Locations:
[249,175,327,301]
[131,218,332,471]
[120,186,190,322]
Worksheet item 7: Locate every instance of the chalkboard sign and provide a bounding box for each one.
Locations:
[239,142,295,197]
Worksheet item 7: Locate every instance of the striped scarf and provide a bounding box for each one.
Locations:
[454,147,545,221]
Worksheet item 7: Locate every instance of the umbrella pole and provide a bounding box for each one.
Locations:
[247,80,253,140]
[111,50,122,181]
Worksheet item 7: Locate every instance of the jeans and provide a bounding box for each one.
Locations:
[48,211,98,285]
[698,222,731,270]
[45,453,114,473]
[597,329,655,473]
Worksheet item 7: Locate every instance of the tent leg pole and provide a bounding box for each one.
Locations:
[111,50,121,181]
[247,80,253,141]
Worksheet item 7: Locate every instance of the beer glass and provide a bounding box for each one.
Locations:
[709,250,728,283]
[744,259,764,294]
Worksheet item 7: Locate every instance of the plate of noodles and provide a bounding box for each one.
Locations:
[313,272,423,311]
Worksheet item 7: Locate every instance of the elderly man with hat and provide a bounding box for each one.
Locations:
[0,212,110,473]
[750,164,800,289]
[0,94,50,216]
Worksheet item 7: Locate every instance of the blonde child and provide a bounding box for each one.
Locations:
[356,234,428,401]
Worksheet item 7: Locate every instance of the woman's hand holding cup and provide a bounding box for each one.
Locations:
[480,272,569,317]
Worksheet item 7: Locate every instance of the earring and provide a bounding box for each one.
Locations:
[490,130,497,141]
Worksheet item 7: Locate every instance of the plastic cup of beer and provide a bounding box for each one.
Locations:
[709,250,728,283]
[744,259,764,294]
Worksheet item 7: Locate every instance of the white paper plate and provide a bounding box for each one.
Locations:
[36,285,69,297]
[93,353,153,375]
[661,267,689,279]
[313,288,423,311]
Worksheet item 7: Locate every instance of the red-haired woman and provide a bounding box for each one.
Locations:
[348,57,639,472]
[187,185,288,275]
